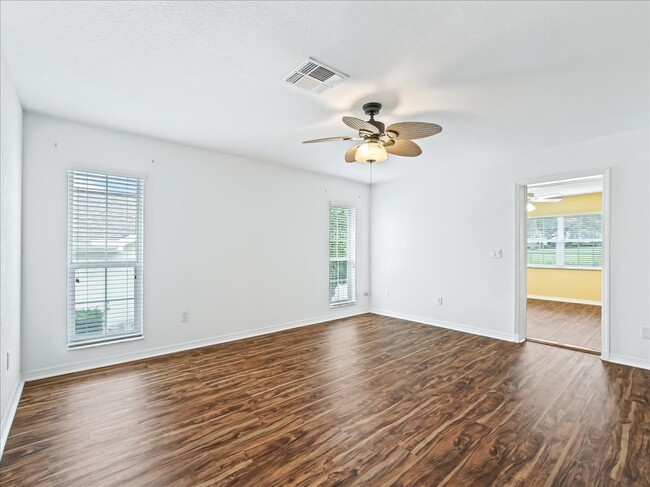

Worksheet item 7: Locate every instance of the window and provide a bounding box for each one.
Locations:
[329,204,356,307]
[68,170,144,348]
[527,214,602,268]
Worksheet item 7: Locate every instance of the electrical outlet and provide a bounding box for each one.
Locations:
[385,291,390,298]
[181,311,190,323]
[363,291,369,297]
[437,297,443,306]
[641,327,650,339]
[491,249,503,259]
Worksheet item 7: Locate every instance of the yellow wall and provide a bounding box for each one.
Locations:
[528,192,602,217]
[527,192,602,303]
[528,268,602,301]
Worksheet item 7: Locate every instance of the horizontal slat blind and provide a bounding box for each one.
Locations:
[527,217,559,265]
[329,204,356,307]
[563,214,602,267]
[68,170,144,348]
[527,214,602,268]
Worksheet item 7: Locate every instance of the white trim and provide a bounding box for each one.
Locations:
[1,378,25,459]
[515,183,528,343]
[329,301,357,309]
[371,309,519,343]
[528,265,601,271]
[515,168,610,356]
[68,165,147,182]
[67,334,144,350]
[527,295,602,306]
[605,353,650,371]
[528,210,602,218]
[601,169,611,360]
[528,174,604,188]
[23,308,369,382]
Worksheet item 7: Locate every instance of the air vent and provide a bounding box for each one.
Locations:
[284,57,347,94]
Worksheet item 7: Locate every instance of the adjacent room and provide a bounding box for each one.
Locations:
[1,2,649,486]
[526,177,604,352]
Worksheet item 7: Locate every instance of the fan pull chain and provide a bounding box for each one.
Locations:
[369,161,373,186]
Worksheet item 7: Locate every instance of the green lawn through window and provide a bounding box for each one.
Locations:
[528,247,602,267]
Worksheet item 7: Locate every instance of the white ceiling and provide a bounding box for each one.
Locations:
[1,1,648,183]
[529,178,603,198]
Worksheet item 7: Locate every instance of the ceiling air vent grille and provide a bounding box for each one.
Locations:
[286,73,303,84]
[284,57,348,94]
[299,62,319,74]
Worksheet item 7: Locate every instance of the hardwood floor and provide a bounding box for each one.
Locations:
[527,298,602,351]
[2,314,648,486]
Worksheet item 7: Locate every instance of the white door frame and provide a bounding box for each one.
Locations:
[514,168,611,360]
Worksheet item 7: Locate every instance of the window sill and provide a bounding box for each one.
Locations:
[330,301,357,309]
[527,265,602,271]
[68,334,144,350]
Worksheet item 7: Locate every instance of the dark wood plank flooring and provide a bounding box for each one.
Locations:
[527,298,602,351]
[1,313,648,486]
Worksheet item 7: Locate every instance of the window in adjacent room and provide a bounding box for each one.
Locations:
[67,170,144,348]
[329,204,356,307]
[527,214,602,268]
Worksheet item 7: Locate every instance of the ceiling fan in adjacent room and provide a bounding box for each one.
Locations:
[302,102,442,163]
[527,192,563,212]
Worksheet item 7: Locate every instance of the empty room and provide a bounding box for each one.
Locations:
[0,2,649,486]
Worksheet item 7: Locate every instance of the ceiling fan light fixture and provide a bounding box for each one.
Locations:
[302,102,441,164]
[355,140,387,163]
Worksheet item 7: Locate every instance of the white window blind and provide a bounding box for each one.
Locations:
[329,204,356,307]
[527,214,602,268]
[68,170,144,348]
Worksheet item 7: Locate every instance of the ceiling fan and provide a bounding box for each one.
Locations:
[527,192,563,212]
[302,102,442,163]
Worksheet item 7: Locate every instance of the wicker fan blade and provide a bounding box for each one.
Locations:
[386,122,442,140]
[342,116,379,134]
[303,136,361,144]
[384,140,422,157]
[345,144,361,163]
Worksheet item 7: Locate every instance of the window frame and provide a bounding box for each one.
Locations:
[67,170,145,349]
[328,203,357,308]
[527,211,602,270]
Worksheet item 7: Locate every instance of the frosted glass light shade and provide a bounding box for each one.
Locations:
[355,141,387,163]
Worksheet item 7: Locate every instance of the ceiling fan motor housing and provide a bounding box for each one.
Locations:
[362,102,382,117]
[362,102,385,132]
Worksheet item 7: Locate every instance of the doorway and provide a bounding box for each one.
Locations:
[515,170,610,358]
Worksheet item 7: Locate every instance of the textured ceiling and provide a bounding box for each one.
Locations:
[1,1,648,183]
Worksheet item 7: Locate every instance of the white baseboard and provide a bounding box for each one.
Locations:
[1,378,24,459]
[527,295,602,306]
[605,353,650,371]
[371,309,519,343]
[23,308,369,382]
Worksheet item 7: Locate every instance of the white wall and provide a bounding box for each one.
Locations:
[371,129,650,366]
[22,113,370,377]
[16,113,650,378]
[0,51,23,446]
